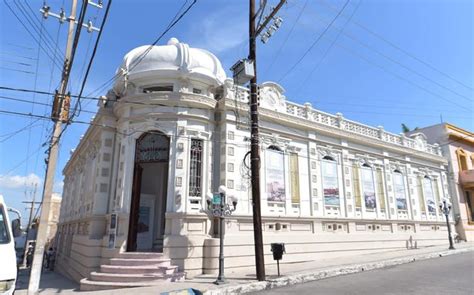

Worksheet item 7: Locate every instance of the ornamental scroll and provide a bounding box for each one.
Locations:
[135,132,169,163]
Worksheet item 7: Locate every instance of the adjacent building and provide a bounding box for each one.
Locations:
[55,38,453,289]
[412,123,474,241]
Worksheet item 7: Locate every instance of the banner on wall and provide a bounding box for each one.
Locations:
[361,168,377,210]
[266,149,286,202]
[423,178,437,213]
[393,173,407,210]
[322,160,339,206]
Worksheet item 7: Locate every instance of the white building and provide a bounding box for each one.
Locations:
[411,123,474,241]
[55,38,453,290]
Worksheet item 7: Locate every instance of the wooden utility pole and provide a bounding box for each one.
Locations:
[28,0,81,293]
[249,0,266,282]
[249,0,287,282]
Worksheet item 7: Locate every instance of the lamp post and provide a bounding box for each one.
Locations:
[203,185,237,285]
[439,198,455,250]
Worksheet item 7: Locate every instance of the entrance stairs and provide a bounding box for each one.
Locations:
[80,252,185,291]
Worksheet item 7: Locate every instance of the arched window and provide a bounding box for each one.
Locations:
[322,155,339,207]
[265,145,285,202]
[393,170,407,210]
[323,155,335,161]
[422,176,436,215]
[361,163,376,210]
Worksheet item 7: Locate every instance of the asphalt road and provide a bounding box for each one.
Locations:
[252,252,474,295]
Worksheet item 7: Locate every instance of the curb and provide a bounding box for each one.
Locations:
[203,247,473,295]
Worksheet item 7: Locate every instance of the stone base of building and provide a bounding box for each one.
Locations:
[55,217,452,284]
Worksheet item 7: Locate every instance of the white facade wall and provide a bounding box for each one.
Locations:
[54,40,454,283]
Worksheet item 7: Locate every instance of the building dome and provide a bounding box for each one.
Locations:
[113,38,226,94]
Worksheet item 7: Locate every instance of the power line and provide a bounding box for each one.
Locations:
[3,0,63,70]
[304,3,472,102]
[319,0,473,91]
[0,95,96,115]
[277,0,350,82]
[16,0,66,63]
[263,0,308,75]
[332,40,469,110]
[81,0,198,100]
[294,0,361,96]
[0,67,35,74]
[69,0,112,122]
[0,85,99,99]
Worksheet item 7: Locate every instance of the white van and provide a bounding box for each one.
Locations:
[0,195,21,294]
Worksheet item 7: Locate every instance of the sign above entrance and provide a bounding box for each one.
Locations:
[136,132,170,163]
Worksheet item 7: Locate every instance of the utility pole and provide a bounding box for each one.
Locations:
[248,0,286,282]
[28,0,101,293]
[22,183,39,267]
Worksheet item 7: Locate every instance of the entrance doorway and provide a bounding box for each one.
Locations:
[127,131,169,252]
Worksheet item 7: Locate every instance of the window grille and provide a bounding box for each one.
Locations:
[189,139,203,197]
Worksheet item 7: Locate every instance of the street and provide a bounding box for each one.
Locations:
[252,252,474,295]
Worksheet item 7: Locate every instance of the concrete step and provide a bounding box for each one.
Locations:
[109,257,171,266]
[100,264,179,275]
[119,252,165,259]
[80,273,186,291]
[90,271,166,282]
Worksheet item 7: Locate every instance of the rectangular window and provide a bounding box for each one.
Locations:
[192,88,202,94]
[189,139,203,197]
[266,149,286,202]
[322,159,339,207]
[289,153,300,204]
[423,178,436,214]
[143,85,173,93]
[361,167,376,210]
[393,172,407,210]
[352,166,361,208]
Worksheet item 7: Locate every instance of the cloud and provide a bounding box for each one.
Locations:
[0,173,42,189]
[191,7,247,54]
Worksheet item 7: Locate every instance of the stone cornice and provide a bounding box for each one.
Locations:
[114,92,217,117]
[223,99,446,165]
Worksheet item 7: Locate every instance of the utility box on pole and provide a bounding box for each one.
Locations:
[230,59,255,85]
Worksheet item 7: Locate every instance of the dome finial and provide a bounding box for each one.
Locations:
[167,37,179,45]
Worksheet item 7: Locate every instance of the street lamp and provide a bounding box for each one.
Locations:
[439,198,455,250]
[203,186,237,285]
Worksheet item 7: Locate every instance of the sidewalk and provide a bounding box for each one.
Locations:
[15,241,474,295]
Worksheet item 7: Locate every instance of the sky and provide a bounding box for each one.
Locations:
[0,0,473,224]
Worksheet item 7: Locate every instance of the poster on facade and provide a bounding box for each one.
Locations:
[423,178,437,213]
[322,160,339,206]
[361,168,377,209]
[266,149,286,202]
[393,173,407,210]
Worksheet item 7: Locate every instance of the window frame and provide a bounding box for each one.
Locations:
[188,138,203,198]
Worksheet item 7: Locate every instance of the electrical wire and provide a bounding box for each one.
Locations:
[277,0,350,83]
[294,0,361,97]
[81,0,197,100]
[319,0,473,91]
[300,2,472,102]
[3,0,63,70]
[263,0,308,75]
